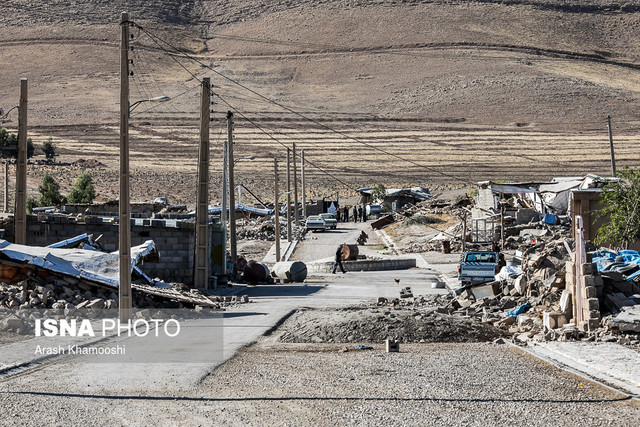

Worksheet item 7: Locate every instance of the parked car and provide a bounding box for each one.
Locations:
[305,215,327,232]
[319,213,338,229]
[457,251,501,286]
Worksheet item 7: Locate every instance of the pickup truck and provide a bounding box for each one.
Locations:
[457,251,501,286]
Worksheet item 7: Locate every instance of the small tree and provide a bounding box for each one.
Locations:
[371,183,387,204]
[42,137,56,160]
[0,128,34,159]
[38,173,66,206]
[67,171,96,204]
[26,196,39,214]
[595,167,640,249]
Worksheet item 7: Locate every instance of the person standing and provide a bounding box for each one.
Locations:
[332,244,346,274]
[362,205,367,222]
[357,206,363,223]
[353,206,358,223]
[343,206,349,222]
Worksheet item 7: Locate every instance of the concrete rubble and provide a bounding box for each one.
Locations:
[236,217,305,242]
[0,235,251,334]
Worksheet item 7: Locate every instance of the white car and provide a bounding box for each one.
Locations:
[305,215,327,232]
[319,213,338,229]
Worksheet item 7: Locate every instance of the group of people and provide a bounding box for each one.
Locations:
[334,205,367,223]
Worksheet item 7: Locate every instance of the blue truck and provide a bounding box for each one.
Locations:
[457,251,501,286]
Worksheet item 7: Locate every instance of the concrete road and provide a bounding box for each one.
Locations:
[291,220,382,263]
[0,269,444,393]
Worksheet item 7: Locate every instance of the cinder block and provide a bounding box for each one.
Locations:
[386,339,399,353]
[580,275,596,288]
[581,263,595,275]
[584,286,597,299]
[560,290,573,315]
[587,298,600,311]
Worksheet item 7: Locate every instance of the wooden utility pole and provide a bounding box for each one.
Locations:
[15,78,28,245]
[500,204,505,251]
[293,142,299,226]
[461,211,467,252]
[607,115,616,176]
[119,12,132,322]
[301,149,306,219]
[227,111,237,264]
[274,158,281,262]
[194,77,211,289]
[286,147,292,242]
[4,162,8,213]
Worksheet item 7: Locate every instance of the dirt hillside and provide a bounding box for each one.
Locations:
[1,1,640,205]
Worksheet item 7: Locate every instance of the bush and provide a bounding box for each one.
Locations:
[0,128,34,159]
[67,171,96,204]
[42,137,56,160]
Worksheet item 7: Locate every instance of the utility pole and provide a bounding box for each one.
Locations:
[119,12,132,322]
[194,77,211,289]
[461,211,467,252]
[221,140,228,278]
[500,204,505,251]
[15,78,27,245]
[227,111,237,265]
[4,162,8,213]
[274,158,281,262]
[293,142,299,226]
[286,147,292,242]
[607,115,616,176]
[301,149,306,219]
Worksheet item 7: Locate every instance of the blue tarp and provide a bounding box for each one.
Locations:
[592,249,640,281]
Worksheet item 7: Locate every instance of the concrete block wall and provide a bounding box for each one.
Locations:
[26,218,195,285]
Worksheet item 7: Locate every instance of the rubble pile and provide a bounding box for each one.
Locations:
[236,217,305,241]
[444,232,640,346]
[0,278,249,333]
[276,301,506,344]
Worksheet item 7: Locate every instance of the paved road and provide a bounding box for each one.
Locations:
[291,220,381,263]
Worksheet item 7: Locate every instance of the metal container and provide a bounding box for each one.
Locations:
[272,261,308,282]
[243,261,270,283]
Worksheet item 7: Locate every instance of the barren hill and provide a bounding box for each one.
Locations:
[1,1,640,204]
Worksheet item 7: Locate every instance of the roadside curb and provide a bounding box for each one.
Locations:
[511,341,640,400]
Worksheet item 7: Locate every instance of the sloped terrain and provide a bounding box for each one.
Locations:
[2,1,640,204]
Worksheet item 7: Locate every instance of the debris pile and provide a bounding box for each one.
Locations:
[236,217,305,241]
[445,236,640,346]
[276,300,506,344]
[0,278,250,333]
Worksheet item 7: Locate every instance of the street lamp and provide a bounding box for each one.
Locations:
[129,95,171,114]
[234,155,256,164]
[119,89,171,322]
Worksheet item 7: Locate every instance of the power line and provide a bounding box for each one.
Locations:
[215,93,358,191]
[131,22,477,185]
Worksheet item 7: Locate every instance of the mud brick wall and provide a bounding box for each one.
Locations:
[26,217,195,285]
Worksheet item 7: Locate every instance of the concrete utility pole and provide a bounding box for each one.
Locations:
[4,162,9,213]
[293,142,299,226]
[461,211,467,252]
[607,115,616,176]
[221,140,228,278]
[15,78,28,245]
[194,77,211,289]
[286,147,292,242]
[119,12,132,322]
[227,111,237,264]
[301,149,306,219]
[274,158,281,262]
